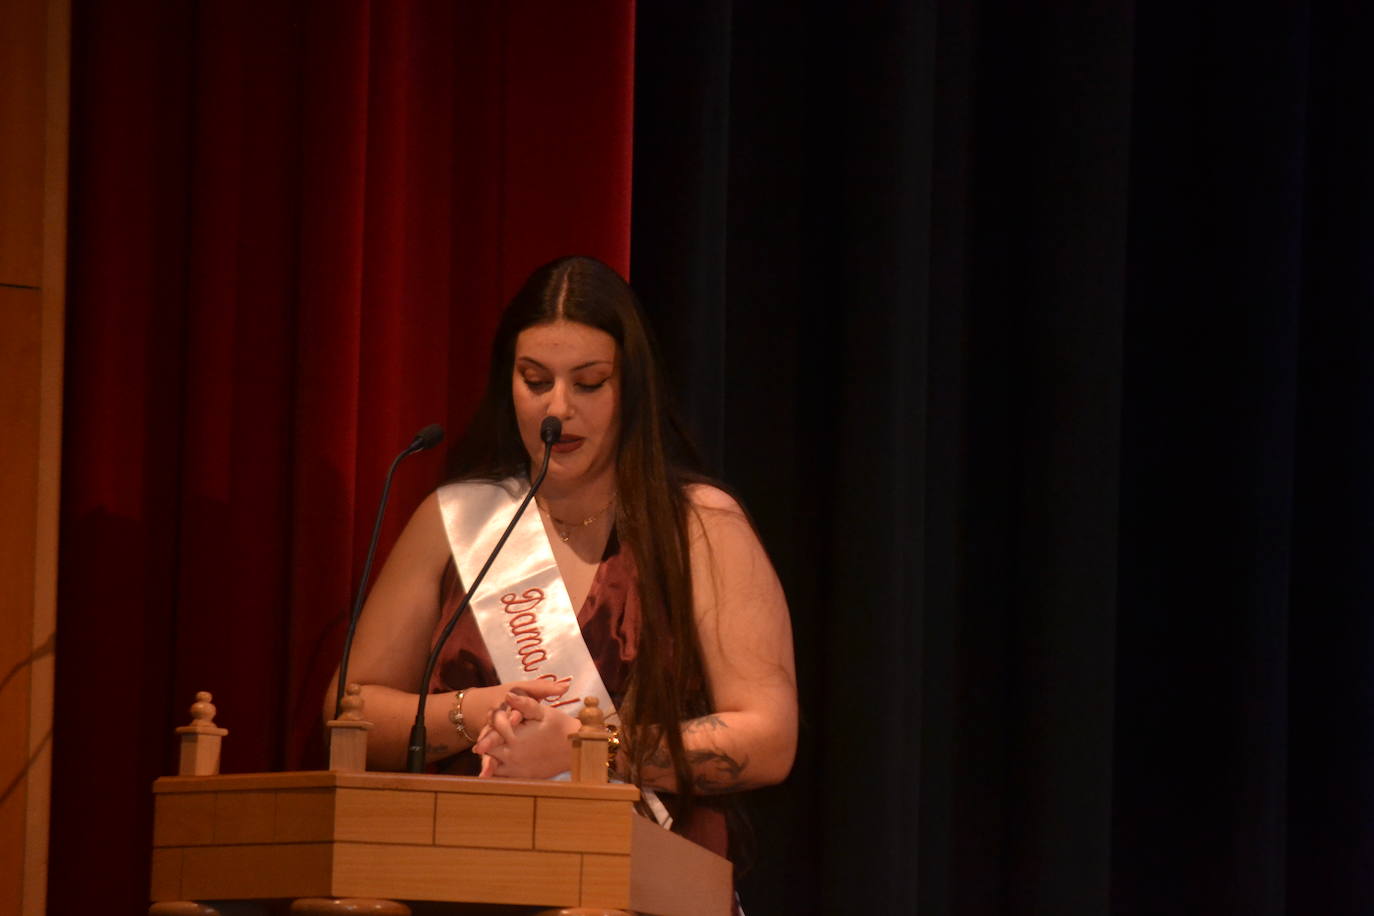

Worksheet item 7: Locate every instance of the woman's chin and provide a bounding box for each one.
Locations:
[541,458,585,484]
[541,455,614,490]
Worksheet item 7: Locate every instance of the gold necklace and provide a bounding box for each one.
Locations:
[539,496,615,542]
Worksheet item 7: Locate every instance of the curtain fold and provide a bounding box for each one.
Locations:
[53,2,634,911]
[632,2,1374,913]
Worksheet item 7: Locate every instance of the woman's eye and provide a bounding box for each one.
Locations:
[522,377,552,392]
[576,380,608,392]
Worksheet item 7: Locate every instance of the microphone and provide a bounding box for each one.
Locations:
[410,423,445,453]
[333,423,445,719]
[539,415,562,446]
[404,416,562,772]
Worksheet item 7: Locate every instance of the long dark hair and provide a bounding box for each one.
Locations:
[446,255,713,823]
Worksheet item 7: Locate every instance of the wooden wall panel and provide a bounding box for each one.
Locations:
[0,284,41,916]
[0,0,46,287]
[0,0,68,913]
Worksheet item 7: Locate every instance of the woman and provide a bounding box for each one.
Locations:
[329,255,796,861]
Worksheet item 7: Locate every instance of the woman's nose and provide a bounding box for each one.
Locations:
[547,379,573,418]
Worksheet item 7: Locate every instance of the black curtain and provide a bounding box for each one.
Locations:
[631,2,1374,914]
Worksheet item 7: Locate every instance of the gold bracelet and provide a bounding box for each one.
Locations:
[448,689,476,744]
[605,724,621,776]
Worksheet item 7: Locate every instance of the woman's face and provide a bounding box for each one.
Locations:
[511,320,620,488]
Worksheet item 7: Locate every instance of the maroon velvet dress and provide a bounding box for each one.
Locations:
[426,530,731,862]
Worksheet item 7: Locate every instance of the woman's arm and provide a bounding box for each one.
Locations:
[323,491,566,770]
[634,484,798,792]
[477,485,798,792]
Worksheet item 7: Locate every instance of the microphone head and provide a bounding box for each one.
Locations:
[412,423,445,452]
[539,416,563,446]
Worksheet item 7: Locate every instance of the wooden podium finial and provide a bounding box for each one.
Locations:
[189,691,218,728]
[339,682,366,721]
[577,695,606,729]
[328,683,373,772]
[569,697,612,784]
[174,690,228,776]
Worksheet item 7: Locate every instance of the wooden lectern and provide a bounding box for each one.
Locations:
[150,690,730,916]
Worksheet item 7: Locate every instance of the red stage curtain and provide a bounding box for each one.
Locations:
[51,1,634,910]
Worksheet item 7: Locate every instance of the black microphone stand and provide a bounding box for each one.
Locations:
[333,424,443,719]
[404,418,560,772]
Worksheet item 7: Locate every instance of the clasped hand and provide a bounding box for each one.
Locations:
[472,688,581,778]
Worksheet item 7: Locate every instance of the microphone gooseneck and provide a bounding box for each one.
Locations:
[404,422,559,772]
[333,423,445,720]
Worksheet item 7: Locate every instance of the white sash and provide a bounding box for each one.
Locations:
[435,477,672,826]
[436,477,617,722]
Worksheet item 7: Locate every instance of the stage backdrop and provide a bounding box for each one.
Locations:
[51,1,633,911]
[631,3,1374,914]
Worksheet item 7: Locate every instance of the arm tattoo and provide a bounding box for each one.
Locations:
[686,748,750,794]
[644,717,750,794]
[427,742,451,756]
[684,714,728,733]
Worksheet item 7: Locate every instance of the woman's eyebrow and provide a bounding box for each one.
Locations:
[515,357,614,372]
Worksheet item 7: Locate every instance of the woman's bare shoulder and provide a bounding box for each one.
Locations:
[683,482,758,551]
[387,489,451,572]
[685,482,745,516]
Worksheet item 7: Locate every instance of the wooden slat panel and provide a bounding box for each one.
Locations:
[338,772,639,800]
[10,0,67,910]
[434,793,534,850]
[0,0,45,286]
[153,770,638,801]
[580,852,631,909]
[534,798,632,854]
[152,792,218,847]
[148,847,183,902]
[179,843,332,900]
[154,773,341,794]
[213,791,276,844]
[334,788,434,844]
[0,284,40,916]
[333,843,580,906]
[274,788,335,843]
